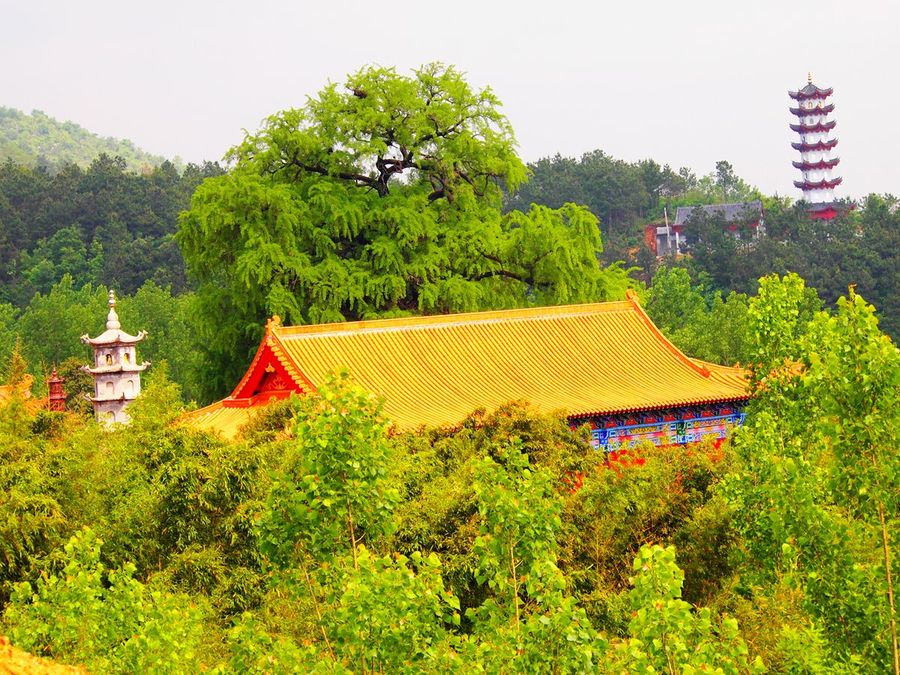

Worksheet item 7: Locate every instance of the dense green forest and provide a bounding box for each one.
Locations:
[0,273,897,672]
[0,154,223,306]
[0,63,897,672]
[505,154,758,255]
[509,152,899,338]
[0,107,177,172]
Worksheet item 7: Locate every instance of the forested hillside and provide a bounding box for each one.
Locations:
[0,155,223,306]
[0,107,175,172]
[509,152,899,339]
[506,155,759,262]
[0,155,223,402]
[673,195,900,338]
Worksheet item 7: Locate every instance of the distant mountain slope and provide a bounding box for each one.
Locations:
[0,106,178,172]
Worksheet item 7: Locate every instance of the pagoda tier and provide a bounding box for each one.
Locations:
[82,331,146,346]
[807,201,856,221]
[790,103,835,116]
[789,83,833,100]
[810,207,838,220]
[793,177,842,190]
[809,202,840,213]
[790,120,836,133]
[89,394,128,403]
[792,158,840,171]
[792,139,838,152]
[81,295,147,346]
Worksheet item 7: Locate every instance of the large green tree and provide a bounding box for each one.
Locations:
[178,63,632,400]
[723,275,899,671]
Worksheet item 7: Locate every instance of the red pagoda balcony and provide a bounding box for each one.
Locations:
[790,120,837,133]
[789,84,834,100]
[792,158,840,171]
[789,103,835,116]
[791,139,838,152]
[793,177,843,190]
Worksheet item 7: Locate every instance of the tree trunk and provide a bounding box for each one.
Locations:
[878,502,899,675]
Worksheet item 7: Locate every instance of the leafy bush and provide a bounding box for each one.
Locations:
[2,528,207,673]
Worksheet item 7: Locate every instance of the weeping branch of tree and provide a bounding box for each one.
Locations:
[178,63,633,402]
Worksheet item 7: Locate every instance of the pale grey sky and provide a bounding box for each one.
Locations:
[2,0,897,198]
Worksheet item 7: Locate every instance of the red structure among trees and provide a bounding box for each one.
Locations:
[47,368,66,412]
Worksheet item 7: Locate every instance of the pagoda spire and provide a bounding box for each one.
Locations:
[789,76,842,219]
[106,289,121,329]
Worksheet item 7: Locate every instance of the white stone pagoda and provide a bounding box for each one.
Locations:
[789,74,842,219]
[81,290,149,427]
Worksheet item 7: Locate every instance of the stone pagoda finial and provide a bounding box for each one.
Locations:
[106,289,121,330]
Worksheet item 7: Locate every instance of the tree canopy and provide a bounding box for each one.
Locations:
[178,63,632,400]
[677,195,899,339]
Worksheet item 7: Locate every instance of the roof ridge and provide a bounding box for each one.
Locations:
[626,293,712,378]
[274,301,634,338]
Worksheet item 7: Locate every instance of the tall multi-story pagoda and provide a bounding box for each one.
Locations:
[81,290,149,427]
[789,74,841,219]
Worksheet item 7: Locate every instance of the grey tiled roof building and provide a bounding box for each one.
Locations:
[673,200,763,227]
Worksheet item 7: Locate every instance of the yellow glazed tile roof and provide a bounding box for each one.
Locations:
[276,299,748,430]
[182,400,263,439]
[184,296,750,438]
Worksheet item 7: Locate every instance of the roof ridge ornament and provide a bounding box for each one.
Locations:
[106,289,121,330]
[808,71,812,84]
